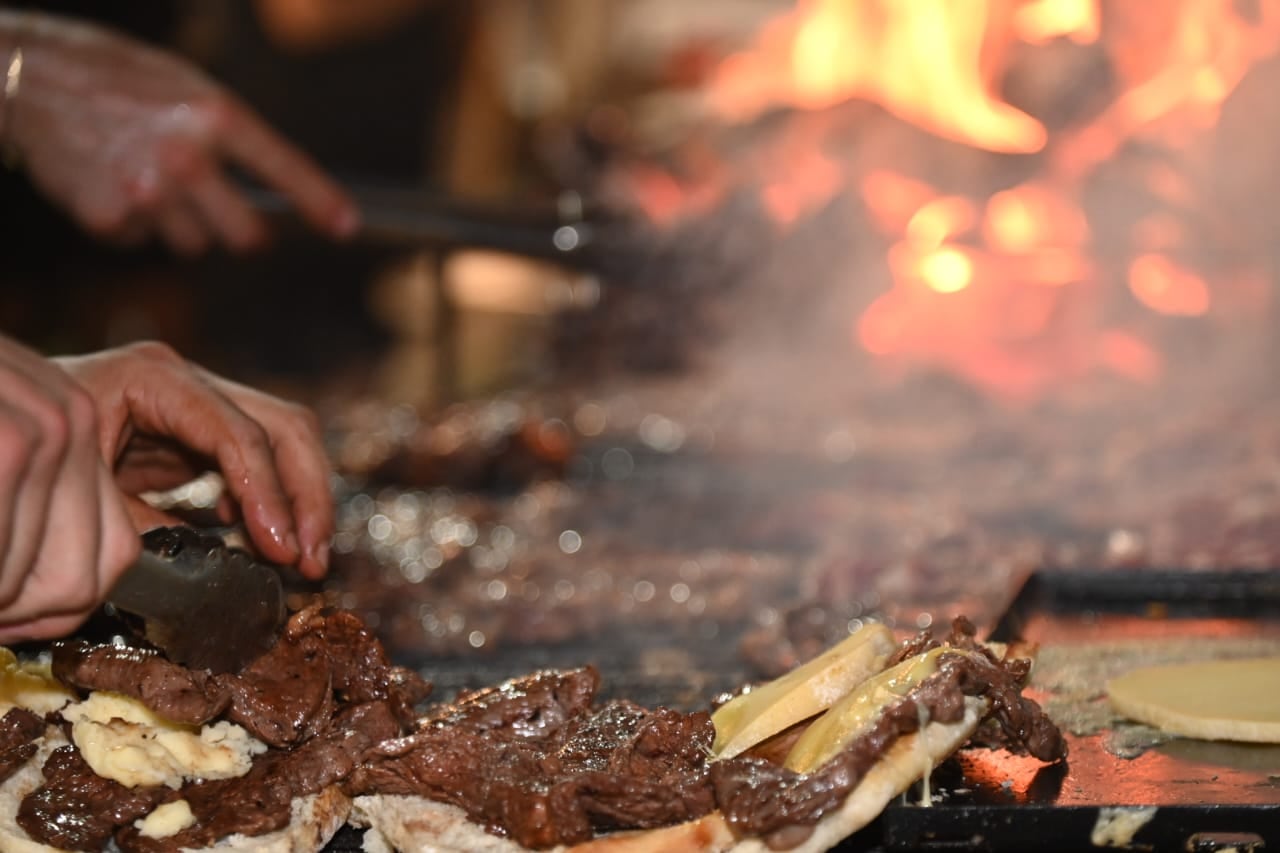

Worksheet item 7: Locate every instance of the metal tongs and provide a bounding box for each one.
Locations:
[107,526,287,674]
[243,181,602,268]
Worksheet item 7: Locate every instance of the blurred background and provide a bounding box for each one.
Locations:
[5,0,1280,688]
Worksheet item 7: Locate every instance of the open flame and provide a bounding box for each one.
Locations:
[616,0,1280,400]
[708,0,1054,154]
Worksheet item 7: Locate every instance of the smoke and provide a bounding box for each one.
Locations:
[536,2,1280,630]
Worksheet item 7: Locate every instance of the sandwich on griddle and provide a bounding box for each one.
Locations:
[348,617,1066,853]
[0,582,1064,852]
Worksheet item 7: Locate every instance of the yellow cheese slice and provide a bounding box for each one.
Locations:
[711,622,895,760]
[1107,657,1280,743]
[784,647,947,773]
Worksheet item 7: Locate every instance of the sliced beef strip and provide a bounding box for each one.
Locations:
[345,667,609,846]
[285,606,429,723]
[416,665,599,737]
[219,603,428,747]
[0,707,47,784]
[17,745,168,852]
[51,642,232,724]
[51,604,432,750]
[346,670,718,848]
[218,623,338,748]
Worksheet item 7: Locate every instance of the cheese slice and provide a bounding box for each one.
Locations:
[784,647,948,773]
[1107,657,1280,743]
[711,622,895,760]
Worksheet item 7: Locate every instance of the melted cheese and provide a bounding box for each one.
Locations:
[1091,806,1158,847]
[135,800,196,838]
[62,692,267,789]
[0,647,74,715]
[916,700,933,807]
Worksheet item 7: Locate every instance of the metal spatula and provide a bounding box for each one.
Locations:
[107,526,287,674]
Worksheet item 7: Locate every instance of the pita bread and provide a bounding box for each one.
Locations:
[1107,656,1280,743]
[351,695,990,853]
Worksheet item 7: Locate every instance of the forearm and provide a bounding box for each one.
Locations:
[0,11,24,156]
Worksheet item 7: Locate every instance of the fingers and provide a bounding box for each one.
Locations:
[0,613,92,644]
[0,356,77,610]
[186,170,268,253]
[155,197,212,257]
[0,402,46,609]
[149,116,348,254]
[58,342,334,576]
[80,106,350,256]
[128,362,301,565]
[13,14,353,255]
[0,338,143,640]
[111,437,203,496]
[20,396,109,622]
[202,378,334,579]
[216,102,359,240]
[0,466,140,643]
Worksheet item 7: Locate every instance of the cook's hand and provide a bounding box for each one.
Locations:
[0,336,141,642]
[0,11,359,254]
[54,341,334,580]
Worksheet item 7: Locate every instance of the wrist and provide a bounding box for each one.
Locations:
[0,15,26,169]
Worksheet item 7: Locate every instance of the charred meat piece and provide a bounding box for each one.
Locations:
[53,603,431,749]
[0,707,47,785]
[346,667,717,848]
[18,746,168,851]
[19,604,432,851]
[53,642,232,725]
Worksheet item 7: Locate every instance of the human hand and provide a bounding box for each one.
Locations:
[0,336,141,642]
[54,341,334,581]
[0,11,359,254]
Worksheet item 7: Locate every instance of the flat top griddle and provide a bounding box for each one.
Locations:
[880,569,1280,853]
[325,570,1280,852]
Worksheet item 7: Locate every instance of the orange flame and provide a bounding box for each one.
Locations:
[1128,254,1212,316]
[629,0,1280,399]
[857,169,1100,398]
[1054,0,1280,178]
[1014,0,1100,45]
[708,0,1048,153]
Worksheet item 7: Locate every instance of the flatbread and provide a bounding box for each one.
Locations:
[352,695,990,853]
[1107,657,1280,743]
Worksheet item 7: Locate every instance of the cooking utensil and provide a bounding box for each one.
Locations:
[243,182,601,268]
[107,526,287,674]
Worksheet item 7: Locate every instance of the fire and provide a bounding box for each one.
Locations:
[614,0,1280,399]
[859,170,1100,398]
[917,247,974,294]
[1014,0,1100,45]
[708,0,1049,153]
[1128,253,1211,316]
[1054,0,1280,177]
[983,184,1088,258]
